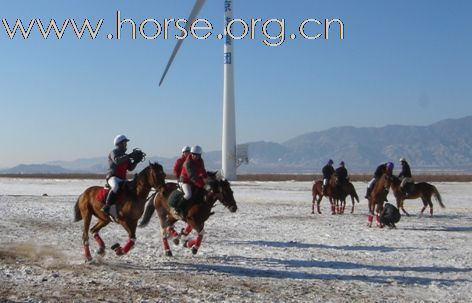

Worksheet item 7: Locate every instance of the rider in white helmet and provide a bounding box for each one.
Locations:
[173,146,191,179]
[175,145,208,216]
[102,135,143,218]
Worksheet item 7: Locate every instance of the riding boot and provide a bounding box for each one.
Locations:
[174,197,189,218]
[102,190,117,217]
[365,187,372,199]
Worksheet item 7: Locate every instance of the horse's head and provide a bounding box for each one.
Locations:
[206,171,237,213]
[382,173,393,191]
[146,161,166,188]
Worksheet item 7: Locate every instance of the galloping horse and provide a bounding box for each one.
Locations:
[390,176,445,217]
[74,162,166,261]
[311,177,359,214]
[139,172,237,256]
[367,173,392,227]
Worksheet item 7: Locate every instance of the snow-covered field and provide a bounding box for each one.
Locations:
[1,178,471,302]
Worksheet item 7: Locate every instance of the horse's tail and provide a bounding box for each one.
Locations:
[432,185,445,208]
[73,196,82,222]
[139,194,156,228]
[352,190,360,203]
[348,183,359,203]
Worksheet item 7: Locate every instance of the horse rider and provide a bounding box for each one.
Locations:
[399,157,413,197]
[101,135,143,218]
[335,161,349,186]
[322,159,335,195]
[365,162,394,200]
[175,145,208,216]
[173,146,191,179]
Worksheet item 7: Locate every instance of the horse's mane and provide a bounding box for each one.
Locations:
[390,175,401,185]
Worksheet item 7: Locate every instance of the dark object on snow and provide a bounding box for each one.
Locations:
[380,203,401,228]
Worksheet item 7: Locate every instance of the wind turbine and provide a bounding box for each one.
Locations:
[159,0,238,181]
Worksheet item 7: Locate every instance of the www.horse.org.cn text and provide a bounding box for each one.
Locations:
[1,11,345,47]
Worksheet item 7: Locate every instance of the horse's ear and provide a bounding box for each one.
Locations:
[216,171,223,181]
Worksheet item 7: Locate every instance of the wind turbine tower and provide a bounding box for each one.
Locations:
[222,0,237,180]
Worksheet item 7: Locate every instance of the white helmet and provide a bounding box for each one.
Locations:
[191,145,202,155]
[399,157,406,163]
[182,145,191,153]
[114,134,129,146]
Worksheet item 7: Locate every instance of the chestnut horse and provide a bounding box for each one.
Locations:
[139,172,237,256]
[390,176,445,217]
[311,177,359,214]
[311,176,337,214]
[367,173,392,227]
[73,162,166,261]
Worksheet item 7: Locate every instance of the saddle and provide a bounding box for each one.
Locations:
[167,186,204,218]
[96,177,137,204]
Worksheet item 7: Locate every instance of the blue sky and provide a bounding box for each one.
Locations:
[0,0,471,168]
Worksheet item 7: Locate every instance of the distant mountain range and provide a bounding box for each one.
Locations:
[2,116,472,174]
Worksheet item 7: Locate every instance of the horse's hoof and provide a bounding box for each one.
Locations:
[191,247,198,255]
[85,257,93,263]
[173,238,180,245]
[111,243,120,251]
[96,247,106,256]
[165,250,173,257]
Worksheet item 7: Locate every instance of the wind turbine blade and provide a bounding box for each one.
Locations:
[159,0,207,86]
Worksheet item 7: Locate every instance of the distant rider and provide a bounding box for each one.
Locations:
[322,159,335,195]
[335,161,349,185]
[173,146,191,179]
[399,157,413,196]
[175,145,208,216]
[365,162,394,200]
[101,135,143,218]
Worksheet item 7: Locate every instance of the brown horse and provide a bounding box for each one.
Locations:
[367,173,392,227]
[311,176,337,215]
[73,162,166,261]
[311,177,359,214]
[390,176,445,217]
[335,181,360,214]
[139,172,237,256]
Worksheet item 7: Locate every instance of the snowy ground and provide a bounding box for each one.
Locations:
[1,178,471,302]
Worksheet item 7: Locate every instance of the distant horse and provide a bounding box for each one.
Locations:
[367,173,392,227]
[390,176,445,217]
[74,162,166,261]
[311,176,337,214]
[335,181,360,214]
[139,172,237,256]
[311,177,359,214]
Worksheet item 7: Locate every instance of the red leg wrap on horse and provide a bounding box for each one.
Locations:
[165,227,178,238]
[94,234,105,249]
[84,245,92,260]
[368,214,373,223]
[195,234,203,248]
[162,238,170,251]
[122,238,135,254]
[331,205,336,214]
[183,224,193,236]
[114,247,124,256]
